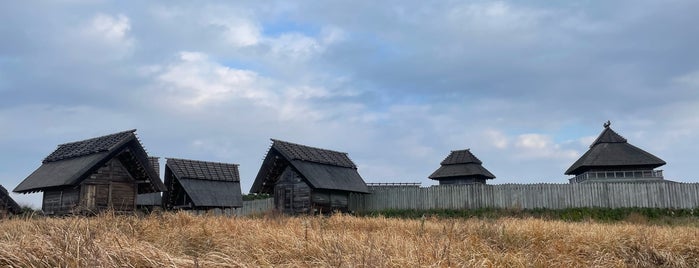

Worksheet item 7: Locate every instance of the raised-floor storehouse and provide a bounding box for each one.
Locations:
[429,149,495,185]
[566,121,667,183]
[162,158,243,211]
[13,130,165,215]
[250,139,369,214]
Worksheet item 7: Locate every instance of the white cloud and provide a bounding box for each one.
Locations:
[155,51,267,107]
[672,69,699,88]
[80,13,134,58]
[514,133,579,160]
[483,129,509,149]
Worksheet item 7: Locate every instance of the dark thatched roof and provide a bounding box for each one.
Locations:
[167,158,240,182]
[271,139,356,168]
[565,124,666,175]
[14,130,165,194]
[165,158,242,208]
[250,139,369,194]
[0,185,21,214]
[429,149,495,180]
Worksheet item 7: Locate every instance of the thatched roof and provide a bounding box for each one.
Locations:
[429,149,495,180]
[250,139,369,194]
[164,158,242,208]
[0,185,21,214]
[565,124,666,175]
[14,130,165,194]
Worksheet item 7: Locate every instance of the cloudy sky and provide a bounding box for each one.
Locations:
[3,1,699,208]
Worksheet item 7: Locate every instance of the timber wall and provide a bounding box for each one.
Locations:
[182,199,275,216]
[348,182,699,212]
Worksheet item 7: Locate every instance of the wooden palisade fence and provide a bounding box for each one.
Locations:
[235,198,275,216]
[348,182,699,212]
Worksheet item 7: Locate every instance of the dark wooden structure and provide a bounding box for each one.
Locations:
[0,185,21,218]
[13,130,165,215]
[136,156,163,210]
[250,139,369,214]
[162,158,243,211]
[566,121,667,183]
[429,149,495,185]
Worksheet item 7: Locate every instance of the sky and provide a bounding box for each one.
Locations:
[2,1,699,208]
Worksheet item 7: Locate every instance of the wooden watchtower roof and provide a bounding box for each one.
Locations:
[565,121,666,175]
[429,149,495,180]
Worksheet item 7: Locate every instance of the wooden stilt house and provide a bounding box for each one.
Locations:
[0,185,21,218]
[250,139,369,214]
[566,121,667,183]
[162,158,243,212]
[429,149,495,185]
[13,130,165,215]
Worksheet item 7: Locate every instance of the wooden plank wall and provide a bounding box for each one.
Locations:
[178,199,275,217]
[235,198,275,216]
[348,182,699,212]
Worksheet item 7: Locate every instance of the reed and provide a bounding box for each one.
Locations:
[0,212,697,267]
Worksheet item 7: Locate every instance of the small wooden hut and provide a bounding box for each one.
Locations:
[249,139,369,214]
[162,158,243,212]
[13,130,165,215]
[429,149,495,185]
[566,121,667,183]
[0,185,21,218]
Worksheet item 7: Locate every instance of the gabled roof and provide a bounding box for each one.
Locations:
[0,185,21,214]
[14,130,165,193]
[565,123,666,175]
[250,139,369,194]
[165,158,242,208]
[429,149,495,180]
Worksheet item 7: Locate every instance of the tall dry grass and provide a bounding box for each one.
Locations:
[0,212,698,267]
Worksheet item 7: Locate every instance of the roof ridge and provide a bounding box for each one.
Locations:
[55,129,136,147]
[166,157,239,166]
[271,139,349,155]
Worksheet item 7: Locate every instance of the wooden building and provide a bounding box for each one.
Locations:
[13,130,165,215]
[136,157,163,211]
[0,185,21,218]
[429,149,495,185]
[566,121,667,183]
[162,158,243,212]
[250,139,369,214]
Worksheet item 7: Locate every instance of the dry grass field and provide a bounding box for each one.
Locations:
[1,212,698,267]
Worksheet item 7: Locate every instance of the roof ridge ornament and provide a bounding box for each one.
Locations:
[603,120,611,129]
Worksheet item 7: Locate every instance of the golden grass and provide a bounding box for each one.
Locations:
[1,212,698,267]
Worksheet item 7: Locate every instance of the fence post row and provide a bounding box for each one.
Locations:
[348,182,699,212]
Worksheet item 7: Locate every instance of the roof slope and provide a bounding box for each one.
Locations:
[165,158,242,208]
[0,185,21,214]
[271,139,357,168]
[167,158,240,182]
[14,130,165,193]
[250,139,369,194]
[429,149,495,180]
[565,124,666,175]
